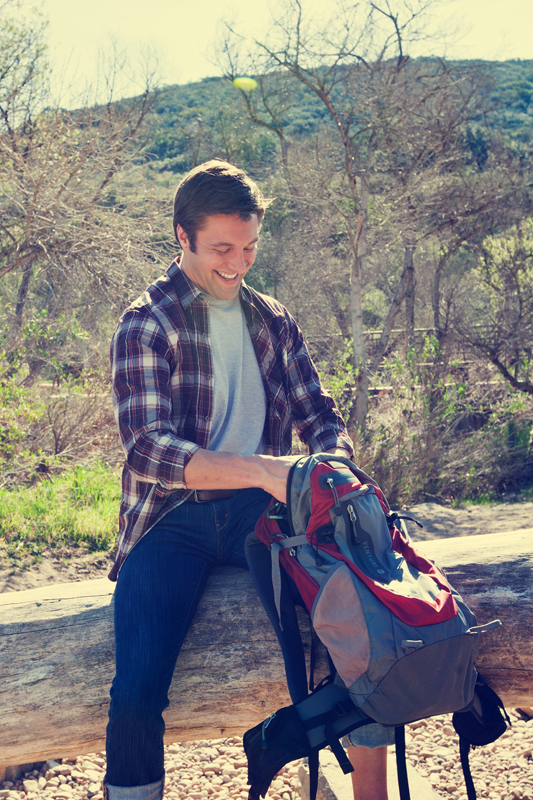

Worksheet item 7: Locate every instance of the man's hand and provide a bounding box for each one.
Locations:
[252,454,302,503]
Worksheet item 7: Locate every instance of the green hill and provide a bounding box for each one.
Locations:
[141,58,533,177]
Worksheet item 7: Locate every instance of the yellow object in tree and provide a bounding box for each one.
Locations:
[233,77,258,93]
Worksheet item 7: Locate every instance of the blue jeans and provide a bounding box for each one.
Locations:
[105,487,271,790]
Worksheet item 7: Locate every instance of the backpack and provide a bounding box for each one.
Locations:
[243,454,506,800]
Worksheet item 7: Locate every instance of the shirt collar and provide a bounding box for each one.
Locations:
[167,258,205,309]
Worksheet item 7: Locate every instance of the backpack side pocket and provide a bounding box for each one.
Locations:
[311,562,372,686]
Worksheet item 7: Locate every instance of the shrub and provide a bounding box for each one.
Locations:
[321,336,533,506]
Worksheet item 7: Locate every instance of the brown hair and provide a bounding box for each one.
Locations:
[173,160,270,252]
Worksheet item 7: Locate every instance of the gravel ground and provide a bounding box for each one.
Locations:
[2,710,532,800]
[405,708,533,800]
[1,739,302,800]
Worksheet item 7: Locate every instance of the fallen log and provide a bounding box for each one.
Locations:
[0,529,532,770]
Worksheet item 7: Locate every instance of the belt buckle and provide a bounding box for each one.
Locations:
[192,490,200,503]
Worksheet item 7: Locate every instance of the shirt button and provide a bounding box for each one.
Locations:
[202,332,208,338]
[207,374,213,380]
[204,415,209,421]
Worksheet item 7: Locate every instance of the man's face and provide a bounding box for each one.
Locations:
[177,213,259,301]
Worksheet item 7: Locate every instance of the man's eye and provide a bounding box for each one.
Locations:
[214,249,230,255]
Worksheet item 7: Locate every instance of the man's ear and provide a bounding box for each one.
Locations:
[176,224,190,250]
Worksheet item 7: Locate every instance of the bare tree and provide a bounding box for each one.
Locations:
[0,2,169,379]
[221,0,514,435]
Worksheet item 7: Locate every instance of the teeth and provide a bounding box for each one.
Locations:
[217,271,238,280]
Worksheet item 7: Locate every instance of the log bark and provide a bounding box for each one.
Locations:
[416,529,533,709]
[0,530,532,770]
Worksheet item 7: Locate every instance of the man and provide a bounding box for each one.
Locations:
[105,160,390,800]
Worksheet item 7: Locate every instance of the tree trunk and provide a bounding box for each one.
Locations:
[367,245,413,375]
[404,245,415,348]
[347,179,369,435]
[14,258,34,326]
[431,252,449,342]
[0,531,531,770]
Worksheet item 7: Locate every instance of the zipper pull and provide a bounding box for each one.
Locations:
[326,477,342,516]
[262,713,276,749]
[347,503,361,544]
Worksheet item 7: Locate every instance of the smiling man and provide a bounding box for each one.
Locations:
[104,160,356,800]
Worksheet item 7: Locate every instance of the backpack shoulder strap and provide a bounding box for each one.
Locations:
[459,736,477,800]
[395,726,411,800]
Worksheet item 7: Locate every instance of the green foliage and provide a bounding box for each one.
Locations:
[462,218,533,392]
[319,339,356,421]
[21,310,90,374]
[321,335,533,506]
[478,218,533,294]
[0,352,44,470]
[0,313,118,488]
[493,62,533,142]
[465,125,489,170]
[0,463,121,566]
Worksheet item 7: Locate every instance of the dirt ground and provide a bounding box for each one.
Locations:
[0,547,116,593]
[1,499,532,594]
[401,499,533,541]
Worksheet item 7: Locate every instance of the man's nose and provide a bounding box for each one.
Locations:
[229,250,247,272]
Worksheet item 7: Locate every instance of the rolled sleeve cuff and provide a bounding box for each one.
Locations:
[307,429,354,457]
[128,435,201,492]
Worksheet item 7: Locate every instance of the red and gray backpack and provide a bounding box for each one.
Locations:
[243,454,507,800]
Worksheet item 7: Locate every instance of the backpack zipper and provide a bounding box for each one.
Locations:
[261,712,276,749]
[347,503,361,545]
[326,478,342,516]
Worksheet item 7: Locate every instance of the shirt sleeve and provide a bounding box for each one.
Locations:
[283,312,354,457]
[111,309,200,491]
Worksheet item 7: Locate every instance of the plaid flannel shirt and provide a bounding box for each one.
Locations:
[109,260,353,580]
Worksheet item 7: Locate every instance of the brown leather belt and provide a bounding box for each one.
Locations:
[186,489,238,503]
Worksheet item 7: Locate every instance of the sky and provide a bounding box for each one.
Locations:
[29,0,533,100]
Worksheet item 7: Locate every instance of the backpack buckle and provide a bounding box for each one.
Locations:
[333,699,354,718]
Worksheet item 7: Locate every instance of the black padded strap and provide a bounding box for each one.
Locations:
[325,724,353,775]
[459,736,477,800]
[309,621,317,692]
[308,751,319,800]
[395,726,411,800]
[301,698,357,731]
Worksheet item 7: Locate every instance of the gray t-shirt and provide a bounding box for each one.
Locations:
[207,294,267,454]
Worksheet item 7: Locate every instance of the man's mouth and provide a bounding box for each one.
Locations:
[215,270,239,281]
